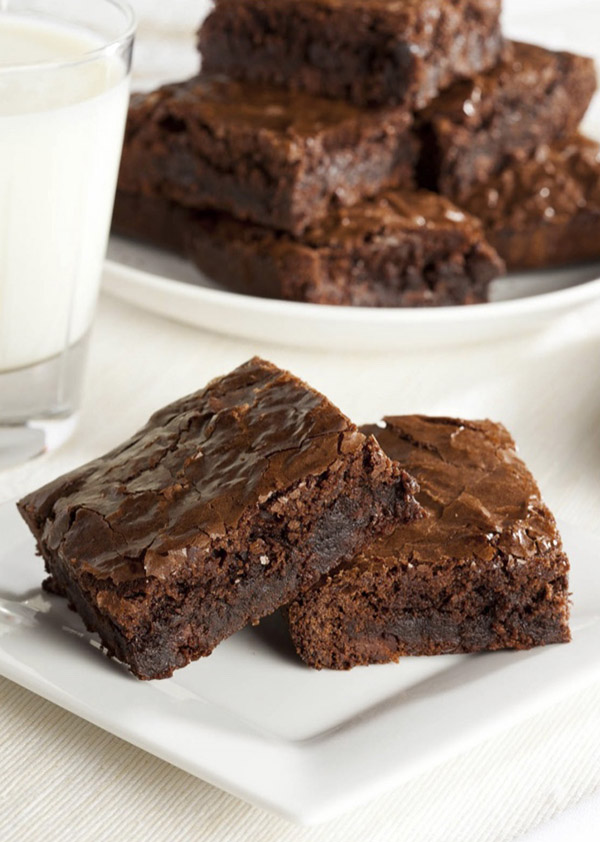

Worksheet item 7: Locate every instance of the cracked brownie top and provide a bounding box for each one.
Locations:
[123,75,412,158]
[18,358,375,583]
[354,415,563,568]
[464,137,600,231]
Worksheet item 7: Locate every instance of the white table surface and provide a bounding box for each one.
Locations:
[2,1,600,840]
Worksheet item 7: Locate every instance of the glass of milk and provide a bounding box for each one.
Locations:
[0,0,135,468]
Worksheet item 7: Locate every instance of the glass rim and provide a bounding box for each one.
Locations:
[0,0,136,74]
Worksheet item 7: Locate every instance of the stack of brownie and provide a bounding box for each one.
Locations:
[113,0,599,306]
[18,358,571,679]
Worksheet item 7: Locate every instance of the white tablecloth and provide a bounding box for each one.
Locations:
[3,1,600,839]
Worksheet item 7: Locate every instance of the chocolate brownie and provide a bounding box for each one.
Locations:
[199,0,505,109]
[418,42,598,203]
[18,359,422,680]
[460,137,600,270]
[113,189,505,307]
[117,75,418,236]
[288,416,571,669]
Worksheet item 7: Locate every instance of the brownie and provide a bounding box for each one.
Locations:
[18,358,422,680]
[418,42,598,203]
[288,416,571,669]
[117,74,418,236]
[113,189,505,307]
[199,0,505,109]
[460,137,600,270]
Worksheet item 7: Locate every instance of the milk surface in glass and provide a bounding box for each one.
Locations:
[0,16,130,372]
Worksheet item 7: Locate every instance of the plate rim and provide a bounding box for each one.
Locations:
[103,250,600,327]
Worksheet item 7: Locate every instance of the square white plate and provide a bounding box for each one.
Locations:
[1,500,599,825]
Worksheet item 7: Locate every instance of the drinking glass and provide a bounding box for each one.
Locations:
[0,0,135,468]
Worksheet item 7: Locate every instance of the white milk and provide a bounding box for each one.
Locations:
[0,15,130,372]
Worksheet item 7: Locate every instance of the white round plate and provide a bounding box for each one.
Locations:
[103,238,600,352]
[104,0,600,353]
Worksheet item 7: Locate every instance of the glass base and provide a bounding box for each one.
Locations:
[0,334,88,469]
[0,415,79,470]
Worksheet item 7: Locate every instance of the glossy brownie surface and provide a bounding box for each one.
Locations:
[21,359,366,583]
[360,416,564,564]
[118,75,417,235]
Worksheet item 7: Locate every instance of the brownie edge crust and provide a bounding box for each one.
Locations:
[288,416,571,670]
[18,358,422,680]
[112,190,505,307]
[199,0,505,109]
